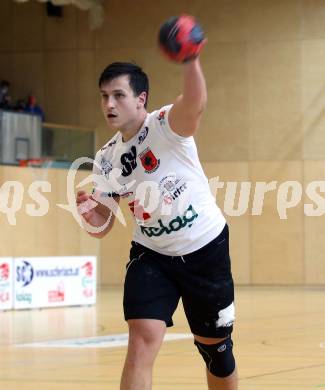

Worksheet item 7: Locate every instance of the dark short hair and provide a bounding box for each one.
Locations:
[98,62,149,108]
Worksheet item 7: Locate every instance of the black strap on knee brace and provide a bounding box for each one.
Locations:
[194,337,235,378]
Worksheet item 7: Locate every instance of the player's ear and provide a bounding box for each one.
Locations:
[137,92,147,108]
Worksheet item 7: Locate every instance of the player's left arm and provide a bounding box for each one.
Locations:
[168,58,207,137]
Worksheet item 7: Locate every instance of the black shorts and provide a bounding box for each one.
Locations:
[123,224,235,338]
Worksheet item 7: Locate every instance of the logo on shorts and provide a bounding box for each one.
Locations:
[139,147,160,173]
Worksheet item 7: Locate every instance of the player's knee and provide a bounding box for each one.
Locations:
[127,320,166,363]
[128,319,166,345]
[194,337,235,378]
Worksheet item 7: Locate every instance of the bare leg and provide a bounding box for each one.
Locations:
[206,367,238,390]
[194,335,238,390]
[120,319,166,390]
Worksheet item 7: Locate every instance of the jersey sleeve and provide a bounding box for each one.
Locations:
[91,151,119,198]
[154,104,194,144]
[91,151,103,197]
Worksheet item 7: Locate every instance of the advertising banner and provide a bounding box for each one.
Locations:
[14,256,96,310]
[0,257,13,310]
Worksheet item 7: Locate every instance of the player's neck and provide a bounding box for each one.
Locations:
[121,111,147,142]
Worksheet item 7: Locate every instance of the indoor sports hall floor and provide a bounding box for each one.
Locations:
[1,286,324,389]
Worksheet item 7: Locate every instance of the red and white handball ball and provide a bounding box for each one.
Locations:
[158,14,206,63]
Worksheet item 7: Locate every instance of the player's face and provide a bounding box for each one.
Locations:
[100,75,146,131]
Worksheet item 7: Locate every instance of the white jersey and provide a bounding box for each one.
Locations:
[93,105,226,256]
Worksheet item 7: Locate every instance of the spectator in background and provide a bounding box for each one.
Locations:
[24,94,52,156]
[14,98,26,112]
[24,94,45,121]
[0,80,12,110]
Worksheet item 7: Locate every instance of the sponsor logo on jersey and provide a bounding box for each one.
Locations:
[116,184,134,198]
[121,145,137,177]
[157,110,166,126]
[100,157,113,178]
[159,174,188,204]
[138,126,149,144]
[100,191,119,198]
[128,199,151,221]
[139,147,160,173]
[140,204,198,237]
[168,183,187,201]
[120,191,133,198]
[101,139,117,151]
[108,140,117,147]
[100,189,133,199]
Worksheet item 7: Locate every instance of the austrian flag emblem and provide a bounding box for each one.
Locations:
[139,147,160,173]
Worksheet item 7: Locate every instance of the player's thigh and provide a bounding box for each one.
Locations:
[182,226,235,338]
[124,243,180,327]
